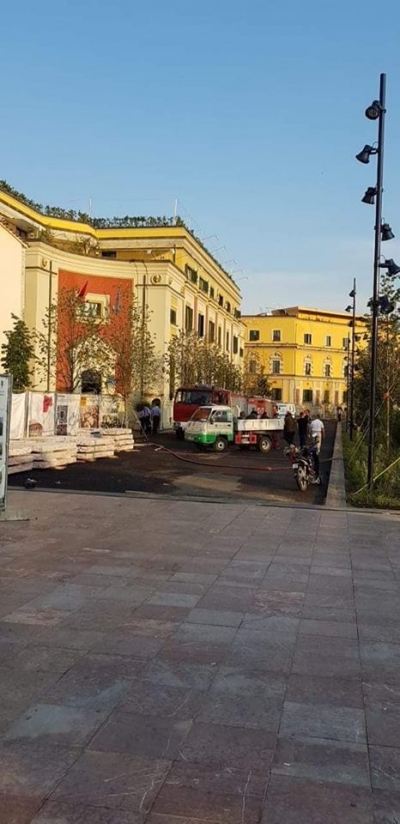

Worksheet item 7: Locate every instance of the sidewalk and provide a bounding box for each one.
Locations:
[0,489,399,823]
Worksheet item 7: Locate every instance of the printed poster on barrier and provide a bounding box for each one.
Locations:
[100,395,124,429]
[0,375,12,512]
[80,395,100,429]
[27,393,56,437]
[56,394,80,436]
[10,393,26,440]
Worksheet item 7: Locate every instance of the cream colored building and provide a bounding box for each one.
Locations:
[0,223,26,354]
[0,186,245,415]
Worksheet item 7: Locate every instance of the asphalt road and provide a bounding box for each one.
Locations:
[9,421,337,506]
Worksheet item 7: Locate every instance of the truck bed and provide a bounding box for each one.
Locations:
[237,419,284,432]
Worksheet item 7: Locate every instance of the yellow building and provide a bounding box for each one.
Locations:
[0,185,244,418]
[243,307,366,412]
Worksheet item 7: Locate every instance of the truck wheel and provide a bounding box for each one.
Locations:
[257,435,271,454]
[213,436,227,453]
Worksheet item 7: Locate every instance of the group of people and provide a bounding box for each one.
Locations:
[137,401,161,435]
[283,409,325,451]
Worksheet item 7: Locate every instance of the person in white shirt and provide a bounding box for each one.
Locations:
[309,415,324,481]
[309,415,325,453]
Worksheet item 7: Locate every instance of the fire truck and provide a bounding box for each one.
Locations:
[172,385,275,438]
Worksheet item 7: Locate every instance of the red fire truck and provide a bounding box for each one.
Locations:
[172,385,275,438]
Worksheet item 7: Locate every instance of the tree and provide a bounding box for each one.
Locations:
[243,352,272,396]
[166,331,243,395]
[1,314,35,391]
[36,287,114,393]
[107,285,161,415]
[353,273,400,449]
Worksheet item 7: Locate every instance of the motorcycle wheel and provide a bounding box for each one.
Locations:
[295,466,308,492]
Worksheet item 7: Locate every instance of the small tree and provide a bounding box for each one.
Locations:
[107,285,160,417]
[243,352,272,396]
[166,330,243,394]
[1,314,35,391]
[36,287,114,393]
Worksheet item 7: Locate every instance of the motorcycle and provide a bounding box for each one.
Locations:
[285,444,321,492]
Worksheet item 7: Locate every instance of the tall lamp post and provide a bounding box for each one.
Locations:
[345,279,356,440]
[356,73,393,489]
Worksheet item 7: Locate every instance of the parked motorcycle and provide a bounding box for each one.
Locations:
[285,444,321,492]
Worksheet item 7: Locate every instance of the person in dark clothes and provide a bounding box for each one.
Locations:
[297,410,309,448]
[283,411,296,446]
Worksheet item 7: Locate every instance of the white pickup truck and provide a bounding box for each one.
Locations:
[185,405,284,453]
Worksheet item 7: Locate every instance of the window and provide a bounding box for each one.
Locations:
[185,305,193,331]
[199,277,209,294]
[324,364,331,377]
[344,364,349,378]
[101,250,116,259]
[239,347,244,358]
[304,361,312,376]
[211,409,232,424]
[325,335,332,347]
[249,359,257,374]
[210,286,215,300]
[185,265,198,284]
[218,326,222,346]
[271,388,282,401]
[249,330,260,341]
[234,308,241,319]
[170,308,177,326]
[218,294,224,307]
[323,390,330,404]
[226,331,230,351]
[303,389,313,403]
[233,336,238,354]
[343,390,348,404]
[272,330,281,342]
[198,313,205,337]
[208,320,215,342]
[343,337,349,350]
[304,333,312,345]
[272,359,281,375]
[84,301,103,318]
[226,301,231,313]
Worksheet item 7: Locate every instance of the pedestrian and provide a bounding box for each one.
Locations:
[336,406,342,422]
[297,410,308,449]
[151,401,161,435]
[271,406,279,450]
[309,414,325,480]
[283,410,296,447]
[138,404,151,436]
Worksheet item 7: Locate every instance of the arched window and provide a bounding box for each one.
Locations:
[304,357,312,376]
[323,358,333,378]
[270,352,283,375]
[81,370,102,395]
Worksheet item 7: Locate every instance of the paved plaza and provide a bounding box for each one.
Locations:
[0,489,399,823]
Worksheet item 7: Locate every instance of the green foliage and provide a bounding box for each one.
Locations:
[1,314,35,391]
[107,288,161,403]
[166,331,243,394]
[342,430,400,509]
[242,352,272,396]
[35,288,114,393]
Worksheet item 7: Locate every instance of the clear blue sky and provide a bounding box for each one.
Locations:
[3,0,400,314]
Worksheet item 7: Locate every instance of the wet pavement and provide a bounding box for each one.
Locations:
[0,488,399,822]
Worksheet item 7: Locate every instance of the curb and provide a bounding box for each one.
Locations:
[325,423,347,509]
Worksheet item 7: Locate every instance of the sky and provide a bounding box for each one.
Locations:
[2,0,400,315]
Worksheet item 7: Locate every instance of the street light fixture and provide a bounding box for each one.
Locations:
[365,100,383,121]
[381,222,395,241]
[356,144,378,164]
[361,187,377,205]
[380,258,400,277]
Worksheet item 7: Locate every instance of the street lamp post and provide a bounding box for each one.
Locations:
[368,74,386,489]
[356,73,390,489]
[345,280,357,441]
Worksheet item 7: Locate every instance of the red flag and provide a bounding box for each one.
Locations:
[78,281,89,299]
